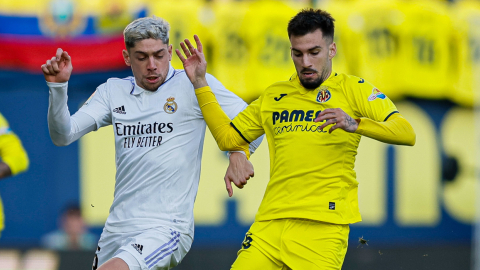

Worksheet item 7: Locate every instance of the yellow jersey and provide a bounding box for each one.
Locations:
[241,0,301,102]
[452,0,480,106]
[149,0,209,70]
[320,0,357,75]
[207,1,251,101]
[231,72,397,224]
[0,112,29,232]
[344,0,404,100]
[398,0,454,99]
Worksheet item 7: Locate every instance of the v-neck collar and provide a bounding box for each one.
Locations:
[290,70,337,95]
[130,63,176,95]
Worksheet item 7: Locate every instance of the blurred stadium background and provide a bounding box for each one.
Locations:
[0,0,478,269]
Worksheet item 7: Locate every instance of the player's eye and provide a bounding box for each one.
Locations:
[155,55,164,59]
[311,51,320,55]
[293,53,302,57]
[137,57,146,61]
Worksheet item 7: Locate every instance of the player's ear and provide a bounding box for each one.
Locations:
[168,44,173,61]
[123,49,131,66]
[329,41,337,60]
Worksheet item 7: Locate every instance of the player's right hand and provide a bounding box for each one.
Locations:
[224,152,254,197]
[41,48,73,83]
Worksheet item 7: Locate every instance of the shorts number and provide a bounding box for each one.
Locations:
[241,232,253,249]
[92,246,101,270]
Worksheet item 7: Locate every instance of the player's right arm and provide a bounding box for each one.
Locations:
[41,48,98,146]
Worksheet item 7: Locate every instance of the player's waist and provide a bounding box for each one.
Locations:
[105,217,193,235]
[255,204,362,225]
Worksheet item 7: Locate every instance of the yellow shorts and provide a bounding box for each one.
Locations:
[231,219,349,270]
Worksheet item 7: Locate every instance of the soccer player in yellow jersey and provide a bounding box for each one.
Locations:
[176,8,416,270]
[0,112,29,235]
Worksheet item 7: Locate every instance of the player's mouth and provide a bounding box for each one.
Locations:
[301,68,318,79]
[145,76,160,84]
[301,72,318,80]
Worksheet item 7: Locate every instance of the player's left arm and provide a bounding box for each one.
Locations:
[315,109,415,145]
[0,127,29,179]
[314,77,415,146]
[177,35,259,196]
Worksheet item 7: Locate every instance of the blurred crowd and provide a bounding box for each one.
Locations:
[158,0,479,105]
[0,0,478,105]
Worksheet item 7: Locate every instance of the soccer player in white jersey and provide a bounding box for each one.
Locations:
[41,17,262,270]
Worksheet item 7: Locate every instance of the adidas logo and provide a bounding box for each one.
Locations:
[132,243,143,254]
[113,106,126,114]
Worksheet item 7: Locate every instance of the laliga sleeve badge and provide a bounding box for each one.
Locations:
[164,97,178,114]
[368,88,386,101]
[316,86,331,103]
[83,91,96,107]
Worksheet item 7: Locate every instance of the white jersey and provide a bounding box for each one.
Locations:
[47,64,258,236]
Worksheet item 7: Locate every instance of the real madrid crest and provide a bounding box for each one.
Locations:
[316,86,331,103]
[164,97,178,114]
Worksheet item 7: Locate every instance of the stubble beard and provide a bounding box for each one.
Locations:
[299,68,330,90]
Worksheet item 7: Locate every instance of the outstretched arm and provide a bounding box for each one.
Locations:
[176,36,250,156]
[176,36,255,196]
[314,109,415,146]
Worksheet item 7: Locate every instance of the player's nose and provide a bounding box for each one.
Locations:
[147,57,157,70]
[301,55,312,67]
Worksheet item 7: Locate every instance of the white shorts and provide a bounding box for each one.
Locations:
[92,226,192,270]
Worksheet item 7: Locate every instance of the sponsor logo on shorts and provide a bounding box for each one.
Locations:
[132,243,143,255]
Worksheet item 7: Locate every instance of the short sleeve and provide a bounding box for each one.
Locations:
[231,95,265,143]
[78,83,112,129]
[0,113,11,135]
[346,76,398,122]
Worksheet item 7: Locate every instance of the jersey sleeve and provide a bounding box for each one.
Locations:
[203,74,248,119]
[230,95,265,144]
[0,113,10,135]
[78,83,112,129]
[345,76,398,122]
[0,113,29,175]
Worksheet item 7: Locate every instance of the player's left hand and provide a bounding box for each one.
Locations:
[314,108,360,133]
[175,35,208,89]
[224,152,254,197]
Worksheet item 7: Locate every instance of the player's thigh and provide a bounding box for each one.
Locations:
[232,245,285,270]
[282,219,349,270]
[231,220,285,270]
[97,257,130,270]
[115,227,192,270]
[93,228,124,269]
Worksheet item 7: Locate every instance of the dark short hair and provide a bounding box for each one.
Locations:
[61,204,81,217]
[287,8,335,42]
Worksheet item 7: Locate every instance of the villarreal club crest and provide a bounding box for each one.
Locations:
[316,86,332,103]
[164,97,178,114]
